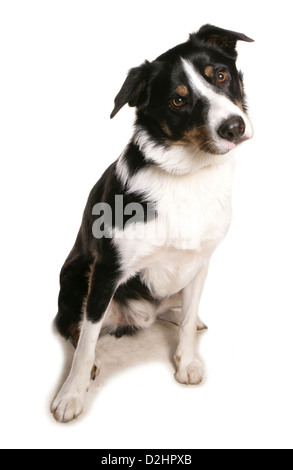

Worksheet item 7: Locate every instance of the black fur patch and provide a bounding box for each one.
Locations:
[114,274,157,305]
[110,325,139,339]
[123,141,155,177]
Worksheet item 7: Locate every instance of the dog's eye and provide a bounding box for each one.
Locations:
[172,96,186,107]
[217,71,227,83]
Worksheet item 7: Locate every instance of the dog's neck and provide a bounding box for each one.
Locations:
[133,127,234,176]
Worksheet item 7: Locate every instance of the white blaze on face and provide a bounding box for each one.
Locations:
[181,59,253,154]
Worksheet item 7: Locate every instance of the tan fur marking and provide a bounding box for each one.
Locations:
[181,127,208,147]
[69,323,80,348]
[68,262,95,347]
[238,78,244,95]
[86,263,94,291]
[161,122,172,137]
[169,126,219,154]
[204,65,214,78]
[235,100,244,111]
[175,85,189,97]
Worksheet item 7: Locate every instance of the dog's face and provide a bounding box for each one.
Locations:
[111,25,253,156]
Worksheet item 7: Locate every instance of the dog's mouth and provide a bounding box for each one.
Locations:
[218,131,253,153]
[200,131,253,156]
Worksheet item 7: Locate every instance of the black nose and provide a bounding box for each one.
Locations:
[217,116,246,142]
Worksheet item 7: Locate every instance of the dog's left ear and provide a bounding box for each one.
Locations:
[110,61,152,118]
[194,24,254,59]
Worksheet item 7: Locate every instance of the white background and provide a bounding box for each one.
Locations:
[1,0,293,449]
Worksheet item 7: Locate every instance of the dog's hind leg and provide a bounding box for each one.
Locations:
[52,258,121,423]
[157,293,207,330]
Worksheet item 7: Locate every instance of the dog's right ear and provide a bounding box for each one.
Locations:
[110,61,152,119]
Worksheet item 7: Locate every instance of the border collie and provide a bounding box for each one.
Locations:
[52,24,253,422]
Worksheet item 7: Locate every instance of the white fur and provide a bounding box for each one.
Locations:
[102,298,157,333]
[113,139,235,285]
[116,147,131,187]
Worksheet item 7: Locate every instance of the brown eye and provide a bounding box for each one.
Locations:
[172,96,185,107]
[217,71,227,83]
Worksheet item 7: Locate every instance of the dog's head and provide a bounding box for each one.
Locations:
[111,25,254,156]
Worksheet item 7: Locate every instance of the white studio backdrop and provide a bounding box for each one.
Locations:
[1,0,293,449]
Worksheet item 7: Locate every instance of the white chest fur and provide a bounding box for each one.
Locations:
[115,154,235,298]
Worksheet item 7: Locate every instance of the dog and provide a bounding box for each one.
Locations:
[52,24,253,422]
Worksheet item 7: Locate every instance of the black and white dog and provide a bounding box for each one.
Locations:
[52,25,253,422]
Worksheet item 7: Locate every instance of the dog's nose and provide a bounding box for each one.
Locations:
[217,116,246,142]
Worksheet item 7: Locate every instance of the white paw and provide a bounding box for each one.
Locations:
[51,386,85,423]
[175,359,204,385]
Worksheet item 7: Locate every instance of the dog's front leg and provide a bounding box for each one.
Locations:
[52,317,103,423]
[52,261,117,423]
[174,263,209,385]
